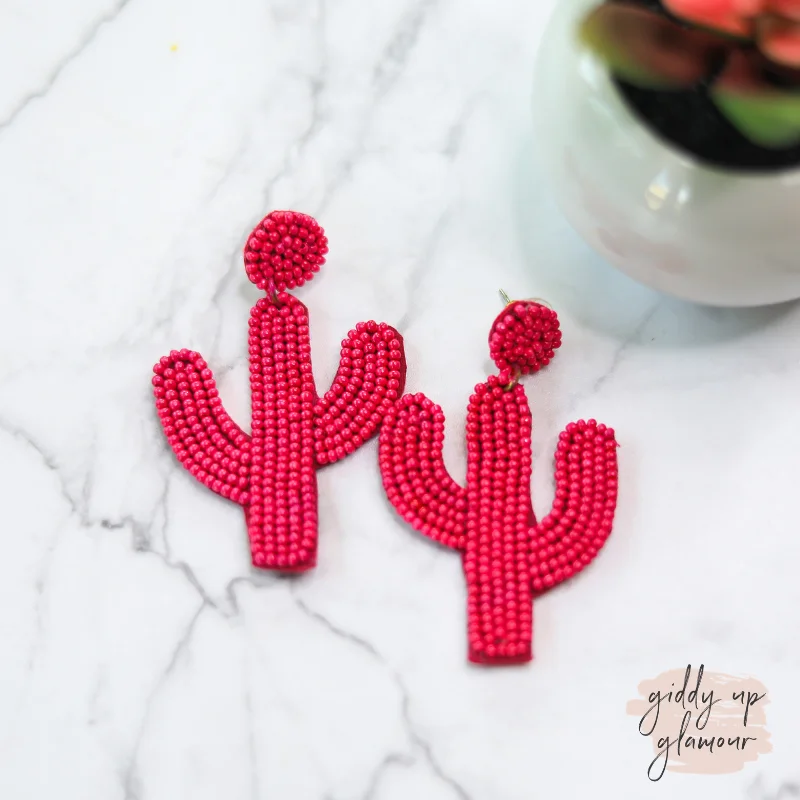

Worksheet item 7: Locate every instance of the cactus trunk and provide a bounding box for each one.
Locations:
[246,296,319,571]
[464,381,536,664]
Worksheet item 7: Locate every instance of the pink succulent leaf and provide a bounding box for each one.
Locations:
[758,15,800,65]
[767,0,800,21]
[663,0,757,36]
[712,49,800,145]
[579,3,727,88]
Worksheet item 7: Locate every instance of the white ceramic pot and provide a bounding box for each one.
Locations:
[532,0,800,307]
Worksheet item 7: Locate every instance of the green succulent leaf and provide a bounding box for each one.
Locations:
[712,50,800,147]
[578,3,726,89]
[714,90,800,146]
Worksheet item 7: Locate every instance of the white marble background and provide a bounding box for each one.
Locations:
[1,0,799,798]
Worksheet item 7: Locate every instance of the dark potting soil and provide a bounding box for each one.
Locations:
[609,0,800,171]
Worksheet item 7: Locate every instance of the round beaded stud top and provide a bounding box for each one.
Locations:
[244,211,326,293]
[489,299,562,380]
[152,211,406,572]
[379,296,618,665]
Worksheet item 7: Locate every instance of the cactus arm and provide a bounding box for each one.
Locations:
[529,420,618,594]
[152,349,251,505]
[313,322,406,466]
[378,393,467,551]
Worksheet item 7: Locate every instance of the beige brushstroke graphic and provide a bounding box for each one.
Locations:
[627,665,772,781]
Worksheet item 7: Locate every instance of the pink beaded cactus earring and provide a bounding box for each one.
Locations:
[152,211,406,572]
[378,294,619,665]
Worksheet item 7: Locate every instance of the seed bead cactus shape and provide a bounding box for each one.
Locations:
[152,211,406,572]
[379,298,618,665]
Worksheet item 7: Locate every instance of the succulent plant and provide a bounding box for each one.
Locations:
[580,0,800,148]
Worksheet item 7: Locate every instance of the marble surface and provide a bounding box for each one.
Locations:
[1,0,800,798]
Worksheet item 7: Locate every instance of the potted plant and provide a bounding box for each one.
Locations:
[532,0,800,306]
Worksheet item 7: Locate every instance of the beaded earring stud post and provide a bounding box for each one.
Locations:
[152,211,406,572]
[378,294,618,665]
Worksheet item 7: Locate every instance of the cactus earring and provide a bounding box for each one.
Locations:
[378,296,618,665]
[152,211,406,572]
